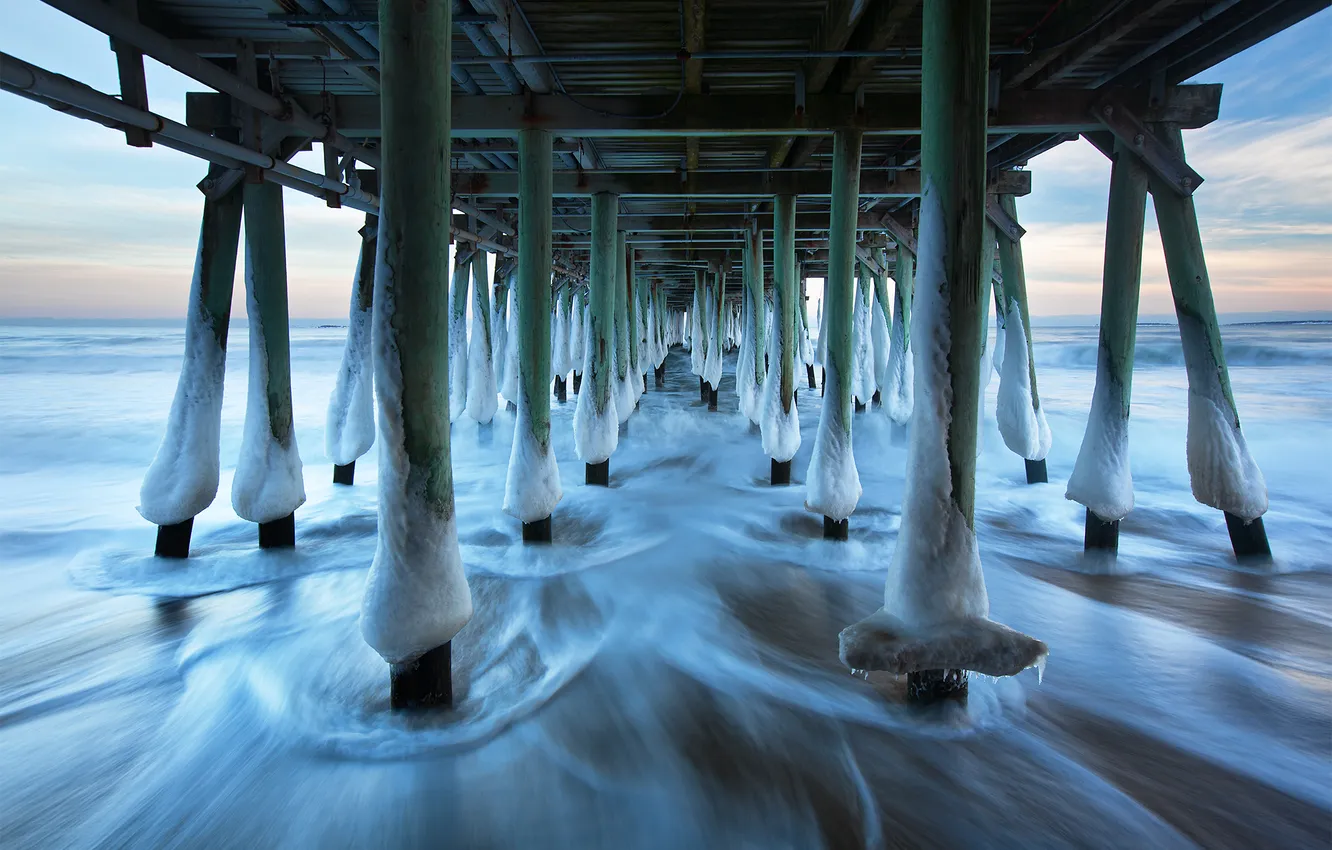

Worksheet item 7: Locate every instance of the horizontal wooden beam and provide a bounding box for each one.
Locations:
[284,85,1221,138]
[551,211,939,233]
[453,169,1030,198]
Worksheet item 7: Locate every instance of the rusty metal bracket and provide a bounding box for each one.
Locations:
[1092,96,1202,195]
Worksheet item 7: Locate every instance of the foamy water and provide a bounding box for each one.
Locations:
[1,321,1329,848]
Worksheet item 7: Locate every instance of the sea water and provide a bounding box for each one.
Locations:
[1,320,1329,848]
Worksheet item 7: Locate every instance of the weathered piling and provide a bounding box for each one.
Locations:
[885,242,915,439]
[327,211,376,486]
[448,241,472,422]
[703,262,726,406]
[466,249,498,425]
[503,128,561,541]
[762,194,801,484]
[1151,123,1270,560]
[361,0,471,711]
[233,180,304,548]
[574,192,620,482]
[1067,138,1150,551]
[738,221,765,423]
[805,129,863,536]
[994,195,1052,483]
[139,166,243,557]
[613,231,635,420]
[839,0,1046,703]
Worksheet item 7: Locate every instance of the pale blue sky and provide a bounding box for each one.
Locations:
[0,3,1328,318]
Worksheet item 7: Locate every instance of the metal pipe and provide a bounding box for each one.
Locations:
[450,199,516,236]
[39,0,381,167]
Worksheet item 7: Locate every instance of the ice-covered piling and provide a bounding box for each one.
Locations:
[448,244,472,422]
[761,193,801,480]
[465,251,498,425]
[574,192,620,482]
[326,211,378,486]
[994,195,1052,483]
[362,0,471,710]
[504,128,562,541]
[138,166,243,558]
[232,181,305,546]
[702,262,726,405]
[1151,123,1270,560]
[805,130,863,533]
[1067,138,1148,550]
[838,0,1046,699]
[737,222,765,424]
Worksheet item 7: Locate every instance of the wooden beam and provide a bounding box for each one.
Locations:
[109,0,150,147]
[452,168,1030,197]
[1004,0,1174,90]
[296,86,1221,137]
[1093,96,1203,195]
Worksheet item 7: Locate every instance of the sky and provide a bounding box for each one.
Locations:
[0,3,1328,319]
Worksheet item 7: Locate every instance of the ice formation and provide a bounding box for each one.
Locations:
[804,358,861,519]
[1186,392,1268,520]
[552,294,571,381]
[689,287,704,374]
[851,288,875,405]
[1065,350,1134,520]
[500,292,520,406]
[324,248,376,466]
[814,299,827,367]
[492,281,509,394]
[360,212,473,664]
[759,317,801,462]
[503,384,563,523]
[573,341,620,463]
[883,286,914,425]
[871,293,890,395]
[232,249,306,524]
[736,293,761,422]
[702,294,723,388]
[448,255,470,422]
[138,236,231,526]
[996,303,1051,461]
[465,257,498,425]
[839,185,1046,680]
[569,289,586,378]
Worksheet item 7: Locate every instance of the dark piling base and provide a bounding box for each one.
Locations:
[821,368,826,397]
[1225,513,1272,560]
[654,363,665,387]
[771,459,791,486]
[807,364,817,389]
[155,518,193,559]
[854,400,867,413]
[258,513,295,549]
[1084,509,1120,552]
[333,461,355,486]
[708,386,718,411]
[906,669,968,705]
[700,377,708,403]
[1024,458,1048,484]
[572,372,582,394]
[478,422,493,445]
[586,460,609,486]
[506,400,516,412]
[823,516,848,540]
[522,515,553,544]
[554,376,567,403]
[390,642,452,710]
[872,390,881,407]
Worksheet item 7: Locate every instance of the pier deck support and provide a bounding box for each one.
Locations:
[1151,123,1270,560]
[838,0,1046,703]
[613,230,634,420]
[362,0,471,711]
[885,241,915,442]
[466,249,498,425]
[763,193,801,484]
[1067,139,1149,551]
[703,262,727,406]
[327,210,378,487]
[139,164,243,558]
[738,220,765,424]
[994,194,1052,483]
[233,180,304,547]
[503,128,561,541]
[805,128,862,535]
[573,192,620,483]
[448,242,472,421]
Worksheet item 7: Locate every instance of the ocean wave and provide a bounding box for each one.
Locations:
[1038,341,1332,369]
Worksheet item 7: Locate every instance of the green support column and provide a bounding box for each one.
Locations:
[361,0,471,711]
[884,240,915,433]
[705,262,728,409]
[800,266,817,389]
[839,0,1046,703]
[1066,139,1150,553]
[805,128,862,539]
[574,192,619,484]
[625,242,641,396]
[328,211,378,487]
[613,231,634,421]
[872,246,891,406]
[504,128,561,541]
[692,270,707,398]
[466,250,497,425]
[1151,123,1270,559]
[995,194,1052,483]
[448,242,473,421]
[139,166,243,558]
[764,193,801,484]
[233,180,304,549]
[738,220,765,423]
